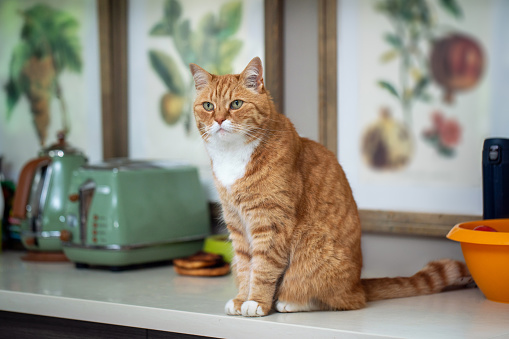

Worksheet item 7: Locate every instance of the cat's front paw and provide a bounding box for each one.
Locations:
[225,299,242,316]
[241,300,270,317]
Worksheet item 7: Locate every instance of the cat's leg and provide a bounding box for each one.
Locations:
[241,212,290,317]
[275,250,324,313]
[225,223,251,315]
[276,229,366,313]
[316,283,366,311]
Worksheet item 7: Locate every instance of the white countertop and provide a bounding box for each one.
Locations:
[1,251,509,339]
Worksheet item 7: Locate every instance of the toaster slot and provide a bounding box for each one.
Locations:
[78,180,96,244]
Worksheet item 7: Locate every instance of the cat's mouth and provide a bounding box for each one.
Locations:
[212,121,234,137]
[218,127,229,135]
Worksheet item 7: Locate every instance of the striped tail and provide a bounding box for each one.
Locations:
[361,259,474,302]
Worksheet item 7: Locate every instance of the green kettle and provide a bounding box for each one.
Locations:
[11,132,87,253]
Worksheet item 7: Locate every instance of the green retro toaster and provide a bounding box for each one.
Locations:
[61,159,210,268]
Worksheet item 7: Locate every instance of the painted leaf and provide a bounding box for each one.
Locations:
[378,81,399,99]
[218,1,242,39]
[5,42,32,116]
[8,42,32,79]
[164,0,182,22]
[148,50,185,96]
[417,92,432,102]
[415,0,431,26]
[5,79,21,119]
[384,33,402,49]
[150,21,174,36]
[412,76,429,99]
[380,50,399,63]
[438,0,462,19]
[199,12,217,35]
[218,39,243,74]
[20,4,82,73]
[173,19,195,65]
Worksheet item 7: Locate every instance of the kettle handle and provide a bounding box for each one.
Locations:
[11,156,52,223]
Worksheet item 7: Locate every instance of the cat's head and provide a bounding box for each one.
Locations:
[189,57,272,144]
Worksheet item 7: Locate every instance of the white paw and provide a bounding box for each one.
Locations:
[276,300,319,313]
[241,300,267,317]
[225,299,241,316]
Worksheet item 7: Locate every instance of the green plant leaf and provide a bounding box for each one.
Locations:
[5,79,21,119]
[378,80,399,99]
[416,0,431,26]
[384,33,402,49]
[380,49,399,63]
[5,42,32,117]
[148,49,186,95]
[150,21,174,36]
[164,0,182,22]
[417,92,432,102]
[412,76,429,98]
[218,1,242,39]
[438,144,455,157]
[173,19,195,65]
[438,0,462,19]
[20,4,82,73]
[218,39,243,74]
[199,12,217,35]
[8,42,32,79]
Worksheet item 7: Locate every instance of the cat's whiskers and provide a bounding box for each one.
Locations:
[244,123,291,134]
[229,124,272,146]
[199,125,214,140]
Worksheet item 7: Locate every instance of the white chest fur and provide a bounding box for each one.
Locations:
[205,136,260,189]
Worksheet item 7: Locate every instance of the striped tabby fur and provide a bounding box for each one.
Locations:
[190,57,472,317]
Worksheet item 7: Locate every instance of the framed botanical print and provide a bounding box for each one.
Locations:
[335,0,509,235]
[0,0,103,181]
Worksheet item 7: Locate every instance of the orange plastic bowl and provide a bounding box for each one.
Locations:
[447,219,509,303]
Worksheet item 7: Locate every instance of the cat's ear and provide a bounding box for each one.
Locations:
[240,57,264,93]
[190,63,212,91]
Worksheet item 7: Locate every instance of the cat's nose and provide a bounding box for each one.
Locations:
[215,117,226,125]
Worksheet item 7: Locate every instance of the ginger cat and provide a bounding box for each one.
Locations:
[189,57,472,317]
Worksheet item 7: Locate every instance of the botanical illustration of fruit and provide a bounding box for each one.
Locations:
[148,0,244,134]
[361,0,486,170]
[4,3,82,146]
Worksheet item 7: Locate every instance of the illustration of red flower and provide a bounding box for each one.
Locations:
[439,119,461,148]
[423,111,462,157]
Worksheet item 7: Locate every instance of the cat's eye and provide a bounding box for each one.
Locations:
[203,102,214,111]
[230,100,243,110]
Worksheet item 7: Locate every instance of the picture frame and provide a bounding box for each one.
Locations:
[0,0,103,181]
[326,0,509,237]
[98,0,129,160]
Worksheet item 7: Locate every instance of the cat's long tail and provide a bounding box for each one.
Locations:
[361,259,474,301]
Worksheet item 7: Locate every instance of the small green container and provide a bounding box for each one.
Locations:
[203,234,233,263]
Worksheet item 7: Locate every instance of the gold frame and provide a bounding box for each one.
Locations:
[98,0,284,159]
[318,0,480,237]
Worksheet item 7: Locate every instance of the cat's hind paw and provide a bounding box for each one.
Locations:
[241,300,269,317]
[225,299,242,316]
[276,300,320,313]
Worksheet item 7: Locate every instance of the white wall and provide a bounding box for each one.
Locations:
[283,0,467,278]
